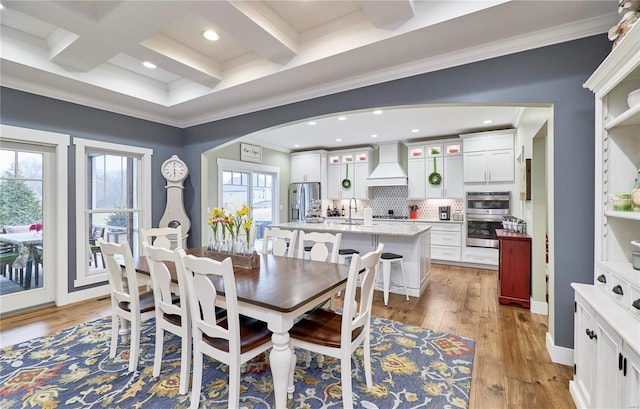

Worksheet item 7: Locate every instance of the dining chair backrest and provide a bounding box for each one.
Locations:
[99,239,143,309]
[261,228,297,257]
[296,230,342,263]
[143,242,188,323]
[176,248,241,355]
[143,242,191,394]
[342,243,384,333]
[141,226,183,251]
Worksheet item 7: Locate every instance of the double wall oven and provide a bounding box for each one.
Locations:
[466,191,510,248]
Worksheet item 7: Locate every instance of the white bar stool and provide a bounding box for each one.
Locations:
[337,248,360,265]
[379,252,409,305]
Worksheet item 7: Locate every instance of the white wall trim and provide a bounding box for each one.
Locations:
[216,158,281,174]
[546,332,573,366]
[530,298,548,315]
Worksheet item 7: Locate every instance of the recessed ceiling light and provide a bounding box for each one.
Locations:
[142,61,157,69]
[336,138,343,142]
[371,134,378,138]
[294,144,300,147]
[0,4,4,9]
[338,116,347,121]
[483,119,493,124]
[203,30,220,41]
[412,129,419,133]
[373,110,383,115]
[308,121,316,125]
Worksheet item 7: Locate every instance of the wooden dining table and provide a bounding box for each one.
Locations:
[129,247,350,409]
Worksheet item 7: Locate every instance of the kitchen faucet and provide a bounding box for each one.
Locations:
[348,197,357,225]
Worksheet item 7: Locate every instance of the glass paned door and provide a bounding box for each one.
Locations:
[0,147,45,297]
[221,170,275,240]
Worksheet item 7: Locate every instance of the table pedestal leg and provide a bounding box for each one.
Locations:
[269,331,291,409]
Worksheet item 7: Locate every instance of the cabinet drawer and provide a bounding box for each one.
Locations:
[428,223,461,233]
[607,273,629,307]
[432,245,461,261]
[431,231,461,246]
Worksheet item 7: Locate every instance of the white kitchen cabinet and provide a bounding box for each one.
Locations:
[406,139,463,199]
[326,148,372,199]
[461,129,514,183]
[290,150,327,184]
[426,222,461,262]
[571,285,640,409]
[571,26,640,409]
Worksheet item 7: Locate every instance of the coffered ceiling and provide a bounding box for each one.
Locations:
[0,1,617,129]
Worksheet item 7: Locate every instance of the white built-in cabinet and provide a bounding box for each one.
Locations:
[290,150,327,184]
[406,139,463,199]
[461,129,515,183]
[425,222,462,262]
[327,148,373,199]
[570,24,640,409]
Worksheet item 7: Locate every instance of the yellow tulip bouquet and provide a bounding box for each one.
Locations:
[207,204,254,254]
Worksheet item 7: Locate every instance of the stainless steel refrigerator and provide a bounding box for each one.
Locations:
[289,182,321,222]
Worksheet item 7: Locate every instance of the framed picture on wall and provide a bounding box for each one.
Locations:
[240,143,262,163]
[520,158,531,201]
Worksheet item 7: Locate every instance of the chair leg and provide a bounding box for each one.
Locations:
[382,261,391,306]
[399,260,409,301]
[363,327,373,387]
[228,358,241,409]
[153,326,164,377]
[341,353,354,409]
[179,332,191,395]
[110,314,119,359]
[190,347,203,409]
[129,319,140,372]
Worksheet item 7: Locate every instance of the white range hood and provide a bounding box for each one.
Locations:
[367,142,408,187]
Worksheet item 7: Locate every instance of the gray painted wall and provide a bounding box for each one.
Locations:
[0,88,183,292]
[0,34,611,349]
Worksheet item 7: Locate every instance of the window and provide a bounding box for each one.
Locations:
[217,159,279,240]
[74,139,152,286]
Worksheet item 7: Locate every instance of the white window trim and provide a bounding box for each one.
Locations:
[74,138,152,287]
[0,124,69,310]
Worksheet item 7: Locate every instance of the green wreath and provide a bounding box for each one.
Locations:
[428,157,442,185]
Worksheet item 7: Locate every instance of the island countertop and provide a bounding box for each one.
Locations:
[268,221,431,237]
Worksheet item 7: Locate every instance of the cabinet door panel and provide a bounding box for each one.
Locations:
[353,162,369,199]
[463,151,487,183]
[444,155,463,198]
[327,165,342,199]
[426,156,444,198]
[408,159,426,199]
[595,318,623,409]
[487,149,514,182]
[621,344,640,409]
[574,298,596,407]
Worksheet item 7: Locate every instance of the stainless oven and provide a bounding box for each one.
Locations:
[466,192,510,248]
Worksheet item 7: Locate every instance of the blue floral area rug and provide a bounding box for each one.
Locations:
[0,316,475,408]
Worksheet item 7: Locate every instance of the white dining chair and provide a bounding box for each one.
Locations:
[261,228,297,257]
[288,243,383,409]
[140,226,183,252]
[143,242,190,394]
[99,239,155,372]
[296,231,341,263]
[175,248,273,409]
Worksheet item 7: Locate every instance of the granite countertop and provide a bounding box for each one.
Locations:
[269,221,431,237]
[324,217,464,224]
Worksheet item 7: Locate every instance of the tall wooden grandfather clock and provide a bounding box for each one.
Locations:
[159,155,190,248]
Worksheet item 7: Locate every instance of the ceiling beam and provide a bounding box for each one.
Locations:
[359,0,415,27]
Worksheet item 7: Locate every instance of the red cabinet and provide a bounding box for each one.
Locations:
[496,229,531,308]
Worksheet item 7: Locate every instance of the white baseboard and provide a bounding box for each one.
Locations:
[546,332,574,366]
[57,284,110,306]
[530,298,548,315]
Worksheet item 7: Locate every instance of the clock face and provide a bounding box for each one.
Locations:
[162,159,187,181]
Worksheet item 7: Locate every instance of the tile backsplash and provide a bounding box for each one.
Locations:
[326,185,463,219]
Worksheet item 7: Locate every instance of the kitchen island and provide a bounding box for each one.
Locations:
[268,221,431,298]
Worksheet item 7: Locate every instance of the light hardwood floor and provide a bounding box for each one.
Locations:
[0,264,574,409]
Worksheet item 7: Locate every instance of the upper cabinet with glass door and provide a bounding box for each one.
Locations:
[327,148,373,199]
[406,139,463,199]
